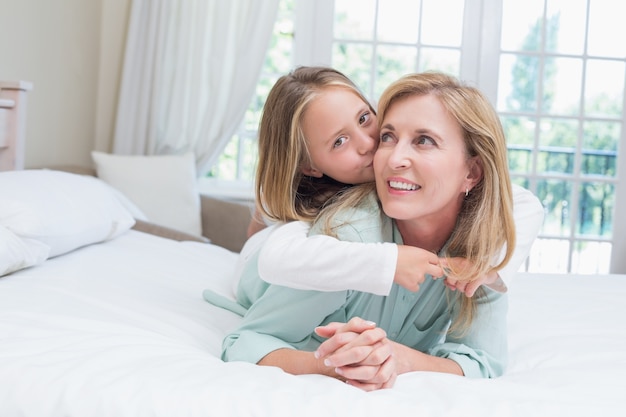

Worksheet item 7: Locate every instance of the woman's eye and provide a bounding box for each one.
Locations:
[417,135,435,145]
[333,136,347,148]
[380,132,393,143]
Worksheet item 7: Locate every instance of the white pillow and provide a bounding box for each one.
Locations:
[0,169,136,258]
[0,226,50,277]
[92,151,202,236]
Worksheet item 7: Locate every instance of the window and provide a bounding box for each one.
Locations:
[205,0,625,274]
[203,0,296,198]
[495,0,624,274]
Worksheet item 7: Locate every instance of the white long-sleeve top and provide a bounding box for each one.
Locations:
[258,184,544,295]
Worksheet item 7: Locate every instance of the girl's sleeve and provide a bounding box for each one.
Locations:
[496,184,544,286]
[257,221,396,296]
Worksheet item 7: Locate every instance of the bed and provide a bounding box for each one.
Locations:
[1,80,625,417]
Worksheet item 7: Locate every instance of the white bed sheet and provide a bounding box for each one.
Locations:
[0,230,625,417]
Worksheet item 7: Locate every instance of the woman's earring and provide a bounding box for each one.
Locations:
[465,187,469,197]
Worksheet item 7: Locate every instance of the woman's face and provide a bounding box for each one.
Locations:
[301,87,378,184]
[374,93,478,224]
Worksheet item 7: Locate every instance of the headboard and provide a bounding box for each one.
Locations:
[0,80,33,171]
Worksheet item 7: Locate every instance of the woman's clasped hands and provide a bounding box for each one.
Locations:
[314,317,398,391]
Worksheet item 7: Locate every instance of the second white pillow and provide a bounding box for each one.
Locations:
[92,152,202,237]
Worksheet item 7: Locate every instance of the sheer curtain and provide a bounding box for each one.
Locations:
[113,0,279,174]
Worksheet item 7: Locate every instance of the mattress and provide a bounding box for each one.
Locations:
[1,230,624,416]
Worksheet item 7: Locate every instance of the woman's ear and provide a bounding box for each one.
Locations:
[301,165,323,178]
[465,157,483,191]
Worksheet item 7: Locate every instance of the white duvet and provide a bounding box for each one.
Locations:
[1,230,625,417]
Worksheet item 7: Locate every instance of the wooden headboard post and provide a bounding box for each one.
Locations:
[0,80,33,171]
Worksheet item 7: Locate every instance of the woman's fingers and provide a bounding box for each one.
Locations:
[314,318,377,358]
[314,331,359,359]
[313,322,344,338]
[323,330,389,368]
[341,345,398,390]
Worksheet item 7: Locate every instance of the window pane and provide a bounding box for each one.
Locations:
[244,76,277,131]
[537,118,578,174]
[587,0,626,58]
[498,53,540,112]
[333,42,374,98]
[334,0,376,40]
[527,238,570,273]
[375,45,416,99]
[508,148,533,174]
[503,116,536,146]
[545,0,587,55]
[582,121,619,177]
[500,0,544,52]
[377,0,421,43]
[265,18,294,73]
[503,116,536,174]
[540,118,578,148]
[239,135,258,181]
[543,57,582,116]
[584,60,625,118]
[511,176,531,190]
[571,241,611,274]
[577,181,614,237]
[419,47,460,75]
[212,136,239,180]
[421,0,464,47]
[536,179,572,236]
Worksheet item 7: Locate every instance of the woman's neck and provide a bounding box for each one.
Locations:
[395,214,457,253]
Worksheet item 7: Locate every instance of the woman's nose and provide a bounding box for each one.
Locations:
[386,141,411,169]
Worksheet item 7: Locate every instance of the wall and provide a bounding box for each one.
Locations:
[0,0,130,169]
[94,0,131,156]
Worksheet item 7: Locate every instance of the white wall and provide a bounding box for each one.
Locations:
[0,0,130,169]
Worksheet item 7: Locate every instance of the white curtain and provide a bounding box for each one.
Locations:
[113,0,279,174]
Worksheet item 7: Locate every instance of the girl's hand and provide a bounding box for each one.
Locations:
[314,318,397,390]
[439,258,507,297]
[393,246,443,292]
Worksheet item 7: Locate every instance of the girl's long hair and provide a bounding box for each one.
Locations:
[255,66,375,223]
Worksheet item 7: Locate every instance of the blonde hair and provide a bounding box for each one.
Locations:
[255,66,375,223]
[322,72,516,332]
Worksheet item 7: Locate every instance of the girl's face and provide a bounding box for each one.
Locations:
[301,87,378,184]
[374,93,481,224]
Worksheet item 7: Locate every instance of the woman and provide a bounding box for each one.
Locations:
[221,72,516,390]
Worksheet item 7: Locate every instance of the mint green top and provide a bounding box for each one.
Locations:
[217,192,508,378]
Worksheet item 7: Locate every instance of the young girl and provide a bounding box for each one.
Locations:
[222,71,519,390]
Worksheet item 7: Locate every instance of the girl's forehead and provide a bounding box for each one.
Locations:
[319,85,361,99]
